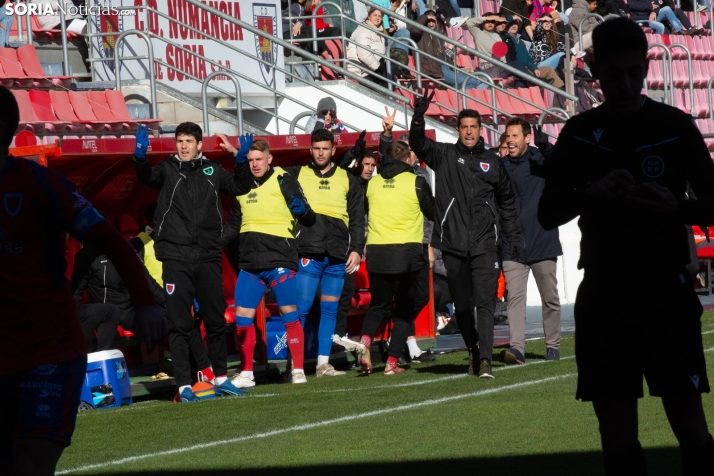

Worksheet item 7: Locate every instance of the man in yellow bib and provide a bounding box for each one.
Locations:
[220,137,317,387]
[353,141,434,375]
[284,129,366,378]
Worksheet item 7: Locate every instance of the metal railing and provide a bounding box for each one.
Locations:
[647,43,673,106]
[202,71,243,136]
[578,13,604,51]
[669,43,695,117]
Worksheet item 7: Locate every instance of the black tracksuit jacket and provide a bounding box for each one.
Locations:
[409,120,522,258]
[222,167,316,270]
[284,162,366,259]
[133,153,251,263]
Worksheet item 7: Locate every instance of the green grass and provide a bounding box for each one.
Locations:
[56,311,714,476]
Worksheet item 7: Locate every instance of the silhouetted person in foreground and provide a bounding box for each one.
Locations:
[538,18,714,475]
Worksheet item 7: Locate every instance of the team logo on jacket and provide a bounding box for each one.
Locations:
[3,193,22,217]
[166,283,176,295]
[300,258,310,267]
[203,166,214,176]
[642,155,664,178]
[479,162,490,172]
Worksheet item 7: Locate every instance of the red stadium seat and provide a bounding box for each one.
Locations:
[29,90,81,133]
[0,47,37,87]
[16,44,72,88]
[69,91,125,132]
[11,89,45,133]
[105,90,163,130]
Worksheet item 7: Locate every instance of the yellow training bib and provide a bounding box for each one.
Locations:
[298,165,349,227]
[367,173,423,245]
[237,167,296,238]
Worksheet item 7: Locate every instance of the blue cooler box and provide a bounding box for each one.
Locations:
[265,317,320,360]
[80,350,132,410]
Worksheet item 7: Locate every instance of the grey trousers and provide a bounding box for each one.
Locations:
[503,258,561,355]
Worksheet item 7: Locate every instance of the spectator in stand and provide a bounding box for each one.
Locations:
[418,11,488,90]
[347,7,389,88]
[503,18,565,88]
[433,0,470,26]
[529,14,566,69]
[629,0,700,34]
[409,11,448,83]
[0,1,15,48]
[568,0,598,57]
[655,0,704,34]
[304,97,348,133]
[304,0,344,60]
[32,0,83,30]
[501,0,533,25]
[465,14,508,78]
[389,0,417,78]
[457,0,474,17]
[499,117,562,366]
[282,0,311,53]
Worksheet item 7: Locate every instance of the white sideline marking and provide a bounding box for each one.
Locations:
[702,330,714,335]
[56,373,575,474]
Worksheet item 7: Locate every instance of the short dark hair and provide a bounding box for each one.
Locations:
[456,109,482,128]
[505,117,531,137]
[397,133,409,142]
[175,122,203,142]
[358,150,376,164]
[0,86,20,149]
[311,128,334,145]
[592,18,648,64]
[499,132,508,145]
[387,141,411,162]
[251,139,270,153]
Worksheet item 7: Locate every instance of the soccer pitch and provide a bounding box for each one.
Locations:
[56,311,714,476]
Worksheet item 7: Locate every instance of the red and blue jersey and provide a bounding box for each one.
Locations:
[0,156,103,375]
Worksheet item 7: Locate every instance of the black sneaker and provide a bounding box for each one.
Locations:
[467,349,475,376]
[502,347,525,365]
[478,359,495,378]
[409,350,436,363]
[545,348,560,361]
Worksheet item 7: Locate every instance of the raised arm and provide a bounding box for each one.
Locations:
[408,88,450,171]
[338,130,367,172]
[133,125,165,189]
[216,132,254,196]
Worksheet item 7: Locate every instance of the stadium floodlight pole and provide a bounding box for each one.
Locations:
[113,30,158,120]
[578,13,604,51]
[647,43,672,106]
[351,0,578,103]
[202,70,243,136]
[668,44,696,118]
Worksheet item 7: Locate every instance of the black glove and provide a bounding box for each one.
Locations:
[534,125,553,155]
[510,242,524,262]
[354,129,367,152]
[412,87,435,122]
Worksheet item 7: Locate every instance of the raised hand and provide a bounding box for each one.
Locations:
[134,124,150,159]
[215,132,237,156]
[412,87,435,121]
[236,133,254,163]
[382,106,397,133]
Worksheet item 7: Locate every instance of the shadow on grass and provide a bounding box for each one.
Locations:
[89,448,684,476]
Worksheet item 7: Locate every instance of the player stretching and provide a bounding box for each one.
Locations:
[222,136,316,387]
[0,86,166,476]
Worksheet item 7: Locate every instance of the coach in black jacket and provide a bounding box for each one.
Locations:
[132,122,252,395]
[499,118,562,367]
[409,89,522,378]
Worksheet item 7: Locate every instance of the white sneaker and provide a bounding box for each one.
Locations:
[316,363,346,377]
[291,370,307,384]
[332,335,367,356]
[697,4,707,12]
[449,16,468,28]
[231,374,256,389]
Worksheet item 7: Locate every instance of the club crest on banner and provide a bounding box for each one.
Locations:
[480,162,490,172]
[93,0,124,77]
[253,3,278,87]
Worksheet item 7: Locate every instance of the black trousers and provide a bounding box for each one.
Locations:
[163,260,227,387]
[77,303,122,352]
[433,274,452,314]
[409,245,431,336]
[335,271,354,337]
[443,251,500,361]
[361,271,419,359]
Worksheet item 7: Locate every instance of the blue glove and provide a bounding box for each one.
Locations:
[288,196,306,215]
[235,133,254,163]
[134,124,150,159]
[193,298,200,313]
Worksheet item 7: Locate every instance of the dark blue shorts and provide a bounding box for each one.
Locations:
[0,355,87,447]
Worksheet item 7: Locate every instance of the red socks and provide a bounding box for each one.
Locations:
[236,324,256,372]
[200,366,215,382]
[387,356,398,368]
[284,320,305,369]
[360,335,372,348]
